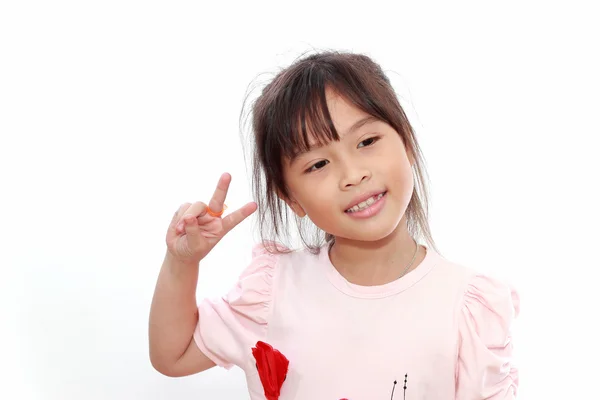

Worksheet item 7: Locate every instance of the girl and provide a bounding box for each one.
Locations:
[149,51,519,399]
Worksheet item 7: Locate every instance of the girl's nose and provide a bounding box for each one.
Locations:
[340,164,371,189]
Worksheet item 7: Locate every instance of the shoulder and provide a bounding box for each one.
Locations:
[426,249,519,313]
[422,250,520,337]
[233,241,289,293]
[242,242,327,302]
[443,253,519,322]
[459,273,520,338]
[244,241,307,276]
[247,241,320,274]
[233,241,311,297]
[211,241,293,327]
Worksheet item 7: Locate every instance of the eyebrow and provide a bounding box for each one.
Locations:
[290,115,378,164]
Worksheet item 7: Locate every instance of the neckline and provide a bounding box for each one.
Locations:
[319,242,439,299]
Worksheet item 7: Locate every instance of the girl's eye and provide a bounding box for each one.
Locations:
[305,160,329,173]
[358,136,380,148]
[304,137,380,173]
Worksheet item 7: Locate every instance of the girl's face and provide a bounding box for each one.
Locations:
[281,89,415,243]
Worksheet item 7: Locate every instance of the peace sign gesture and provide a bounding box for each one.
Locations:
[165,173,257,264]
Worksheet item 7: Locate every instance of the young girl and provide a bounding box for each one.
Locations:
[149,51,519,399]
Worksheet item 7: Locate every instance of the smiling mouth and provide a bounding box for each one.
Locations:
[345,191,387,213]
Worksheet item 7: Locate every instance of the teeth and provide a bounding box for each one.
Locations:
[346,193,384,213]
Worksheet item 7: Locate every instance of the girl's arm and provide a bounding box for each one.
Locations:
[148,251,215,377]
[149,174,257,376]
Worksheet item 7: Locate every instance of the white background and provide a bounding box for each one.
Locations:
[1,1,599,399]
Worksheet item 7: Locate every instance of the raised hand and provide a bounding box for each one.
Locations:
[165,173,257,264]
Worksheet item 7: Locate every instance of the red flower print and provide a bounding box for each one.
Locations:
[252,341,289,400]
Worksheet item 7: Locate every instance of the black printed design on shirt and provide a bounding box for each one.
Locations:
[390,374,408,400]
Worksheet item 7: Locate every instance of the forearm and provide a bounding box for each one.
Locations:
[149,251,199,370]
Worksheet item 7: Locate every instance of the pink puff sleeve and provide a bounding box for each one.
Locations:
[456,275,520,399]
[193,243,282,369]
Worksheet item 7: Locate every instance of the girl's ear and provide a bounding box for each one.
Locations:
[289,202,307,218]
[276,189,307,218]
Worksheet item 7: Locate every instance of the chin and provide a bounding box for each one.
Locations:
[334,223,401,243]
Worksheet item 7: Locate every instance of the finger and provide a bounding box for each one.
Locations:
[208,173,231,215]
[169,203,192,230]
[181,213,201,241]
[184,201,209,218]
[175,202,207,233]
[221,201,258,235]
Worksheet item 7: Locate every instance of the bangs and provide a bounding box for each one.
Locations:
[273,70,343,162]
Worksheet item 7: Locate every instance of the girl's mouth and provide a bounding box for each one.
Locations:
[345,191,387,214]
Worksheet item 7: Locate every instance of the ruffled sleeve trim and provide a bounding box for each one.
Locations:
[193,241,286,369]
[456,274,520,399]
[224,242,284,325]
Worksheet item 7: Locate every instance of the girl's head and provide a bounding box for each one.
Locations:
[245,50,436,254]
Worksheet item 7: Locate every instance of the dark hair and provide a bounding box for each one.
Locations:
[240,50,439,255]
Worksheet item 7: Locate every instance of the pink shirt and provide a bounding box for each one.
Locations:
[194,242,519,399]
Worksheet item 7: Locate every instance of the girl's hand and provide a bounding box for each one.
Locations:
[166,173,257,264]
